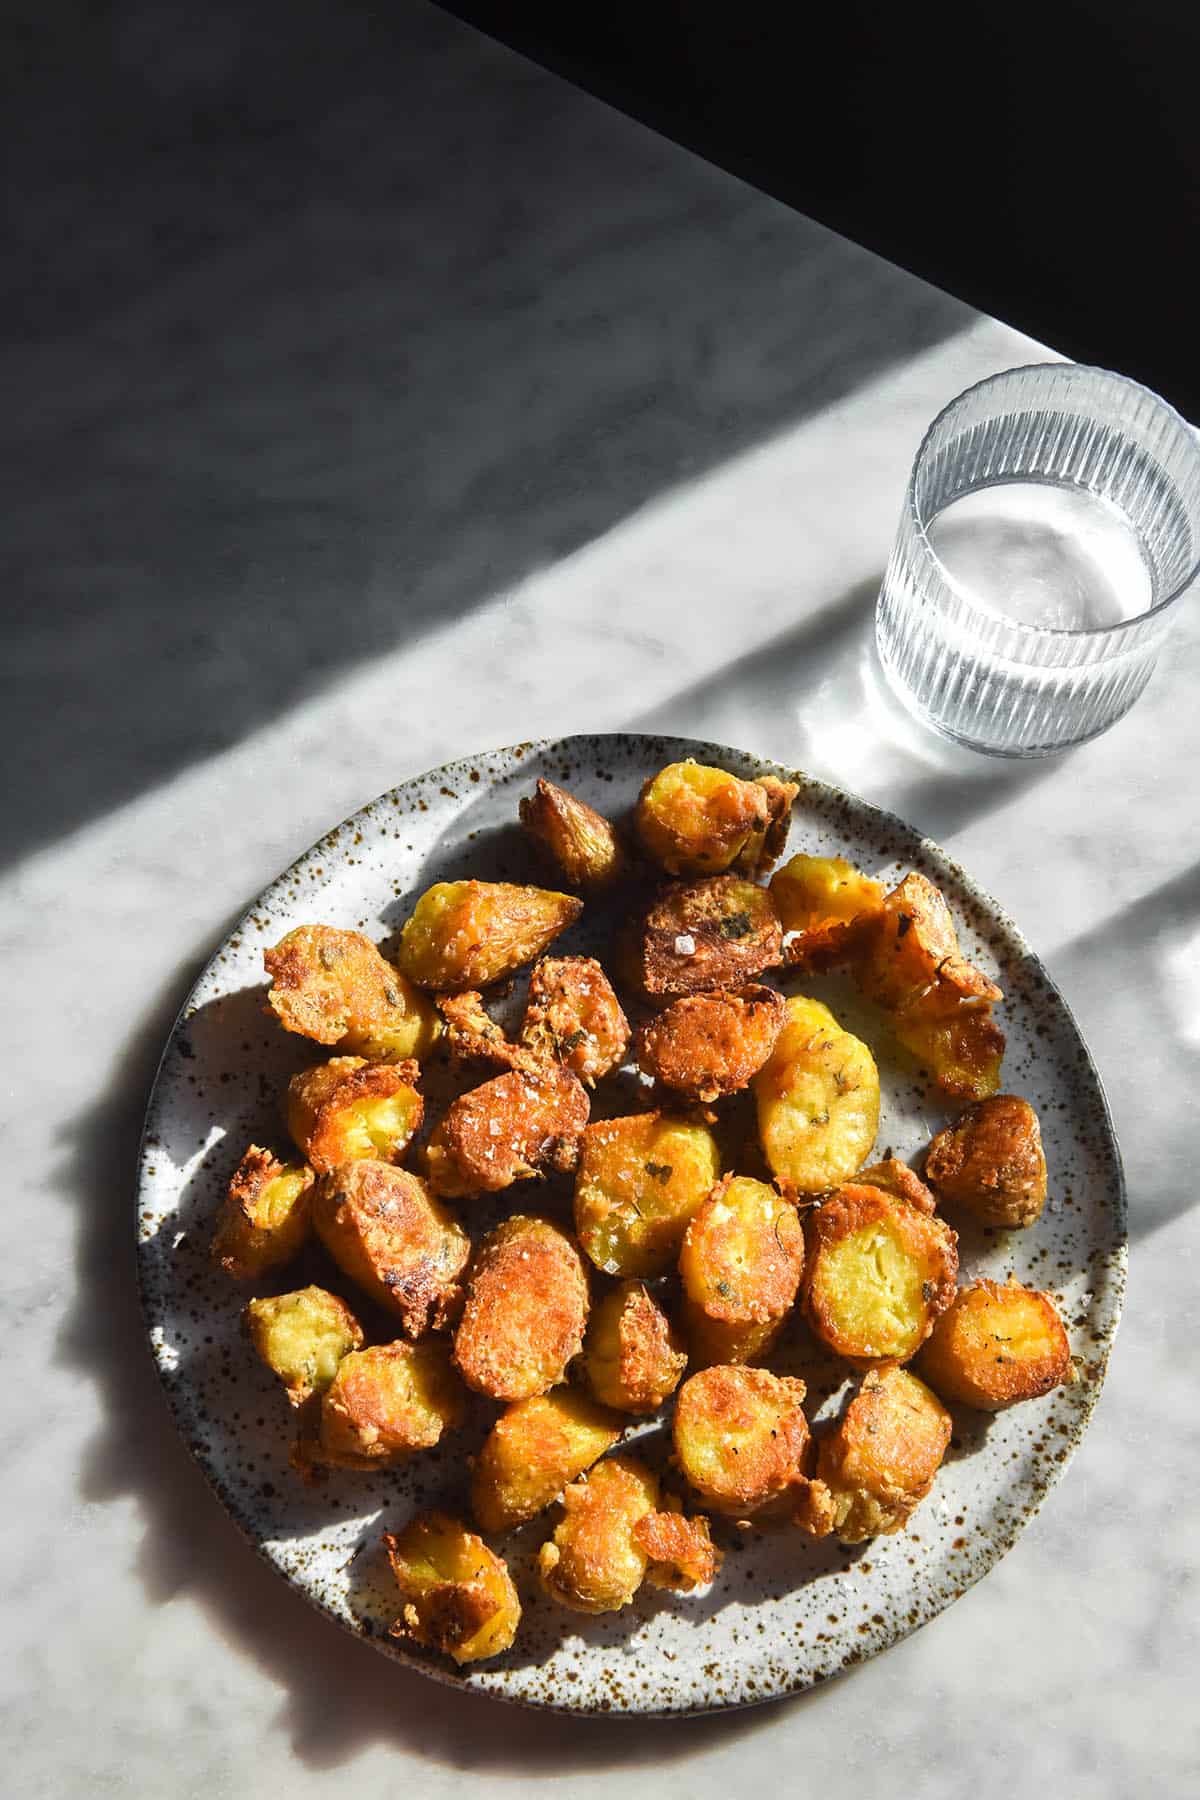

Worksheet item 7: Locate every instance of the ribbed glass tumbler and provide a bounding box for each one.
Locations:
[875,364,1200,756]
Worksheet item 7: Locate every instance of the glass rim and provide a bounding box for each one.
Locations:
[906,360,1200,641]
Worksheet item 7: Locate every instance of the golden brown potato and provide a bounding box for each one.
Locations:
[635,983,785,1103]
[890,999,1006,1102]
[519,778,627,892]
[311,1160,470,1336]
[924,1095,1048,1228]
[674,1365,812,1518]
[753,995,880,1192]
[634,1503,722,1592]
[384,1512,521,1665]
[857,1156,937,1215]
[519,956,630,1085]
[794,1366,952,1542]
[770,854,885,969]
[436,989,533,1073]
[425,1064,589,1199]
[244,1286,363,1407]
[581,1279,687,1414]
[635,875,784,997]
[210,1145,314,1280]
[573,1113,721,1278]
[395,880,582,992]
[263,924,440,1060]
[679,1175,805,1367]
[453,1215,590,1401]
[470,1386,622,1534]
[303,1340,465,1473]
[802,1183,958,1367]
[286,1057,423,1176]
[917,1278,1073,1410]
[635,760,797,877]
[537,1454,659,1613]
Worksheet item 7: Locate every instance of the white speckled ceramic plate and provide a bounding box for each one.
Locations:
[137,734,1125,1715]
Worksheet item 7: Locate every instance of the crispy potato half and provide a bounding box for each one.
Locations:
[385,1512,520,1665]
[636,983,785,1103]
[263,924,440,1060]
[753,995,880,1193]
[924,1095,1048,1228]
[425,1063,589,1199]
[802,1184,958,1367]
[519,778,627,892]
[471,1386,622,1534]
[538,1454,659,1614]
[312,1160,469,1336]
[635,1503,722,1592]
[679,1175,805,1367]
[519,955,630,1085]
[453,1215,590,1401]
[211,1145,314,1280]
[635,760,797,877]
[396,880,582,992]
[857,1156,937,1215]
[286,1056,423,1176]
[574,1112,721,1278]
[770,854,885,969]
[890,1000,1006,1102]
[244,1285,363,1407]
[917,1278,1073,1410]
[636,875,784,997]
[794,1366,952,1542]
[582,1279,687,1414]
[673,1365,812,1517]
[306,1339,465,1473]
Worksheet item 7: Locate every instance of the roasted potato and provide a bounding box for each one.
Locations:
[519,955,630,1085]
[857,872,999,1014]
[573,1112,721,1278]
[436,989,533,1073]
[244,1285,363,1407]
[470,1386,622,1533]
[453,1214,590,1401]
[635,983,785,1103]
[311,1160,469,1336]
[384,1512,521,1664]
[581,1279,687,1414]
[917,1278,1073,1410]
[770,854,885,969]
[304,1339,465,1472]
[794,1366,952,1541]
[679,1175,804,1367]
[286,1056,423,1176]
[753,995,880,1192]
[890,999,1006,1102]
[263,924,440,1060]
[924,1095,1048,1228]
[210,1145,314,1279]
[395,880,582,992]
[634,1503,722,1592]
[635,760,797,877]
[425,1064,589,1199]
[802,1183,958,1367]
[674,1365,812,1518]
[857,1155,937,1215]
[635,875,784,997]
[537,1454,659,1613]
[519,778,627,892]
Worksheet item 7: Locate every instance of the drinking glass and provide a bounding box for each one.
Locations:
[875,363,1200,756]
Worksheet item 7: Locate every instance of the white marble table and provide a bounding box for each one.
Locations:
[4,5,1197,1794]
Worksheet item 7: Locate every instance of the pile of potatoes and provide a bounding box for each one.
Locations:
[210,759,1074,1668]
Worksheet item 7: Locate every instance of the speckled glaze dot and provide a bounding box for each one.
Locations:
[137,734,1125,1717]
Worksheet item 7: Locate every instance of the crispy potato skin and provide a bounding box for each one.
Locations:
[858,1157,937,1215]
[385,1512,520,1664]
[286,1056,423,1176]
[520,956,630,1085]
[436,990,533,1073]
[771,855,886,970]
[537,1455,659,1613]
[917,1279,1072,1410]
[753,995,880,1192]
[519,779,627,892]
[679,1176,804,1369]
[582,1280,687,1414]
[312,1160,469,1335]
[634,1506,722,1591]
[802,1184,958,1367]
[636,876,784,997]
[673,1365,812,1517]
[453,1215,590,1401]
[636,984,785,1103]
[924,1096,1048,1228]
[573,1112,721,1278]
[635,761,797,877]
[425,1064,589,1199]
[211,1145,314,1279]
[891,1002,1006,1102]
[244,1286,363,1407]
[470,1387,622,1533]
[396,880,583,992]
[309,1340,465,1471]
[263,924,440,1059]
[795,1367,952,1542]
